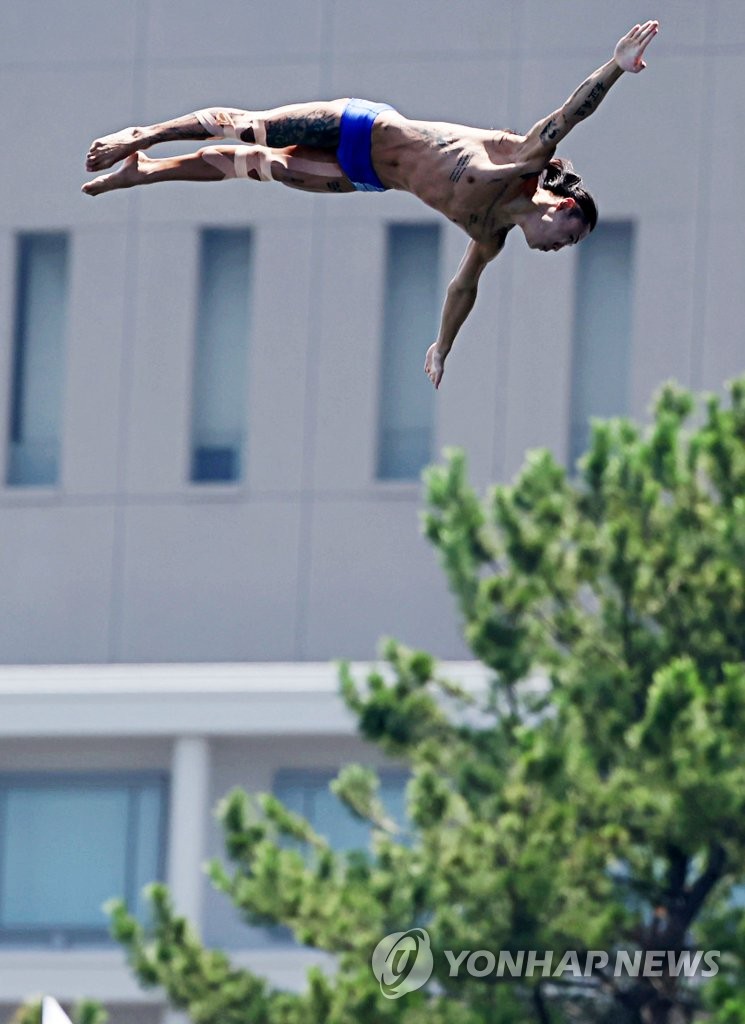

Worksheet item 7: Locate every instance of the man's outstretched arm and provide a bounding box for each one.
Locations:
[424,239,501,389]
[520,20,659,161]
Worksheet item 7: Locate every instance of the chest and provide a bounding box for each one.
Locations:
[447,167,534,243]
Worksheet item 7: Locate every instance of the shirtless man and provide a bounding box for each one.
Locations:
[83,20,658,389]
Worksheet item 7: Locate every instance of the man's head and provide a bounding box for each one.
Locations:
[523,157,597,252]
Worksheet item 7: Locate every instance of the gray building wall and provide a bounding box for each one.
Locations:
[1,0,744,667]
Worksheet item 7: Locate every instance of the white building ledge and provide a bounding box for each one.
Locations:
[0,661,492,738]
[0,946,337,1004]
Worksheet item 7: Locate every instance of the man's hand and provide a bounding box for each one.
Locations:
[424,343,446,389]
[613,20,659,73]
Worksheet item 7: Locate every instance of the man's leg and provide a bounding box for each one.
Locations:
[81,143,355,197]
[86,100,348,172]
[82,150,223,196]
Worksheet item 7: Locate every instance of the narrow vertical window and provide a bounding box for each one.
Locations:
[377,224,440,480]
[7,233,69,486]
[569,221,635,466]
[190,229,253,483]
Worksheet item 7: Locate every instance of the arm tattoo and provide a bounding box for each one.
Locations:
[450,152,473,183]
[573,81,606,120]
[540,119,561,144]
[566,76,594,106]
[266,111,341,148]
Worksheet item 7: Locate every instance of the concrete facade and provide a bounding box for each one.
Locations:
[1,1,744,1021]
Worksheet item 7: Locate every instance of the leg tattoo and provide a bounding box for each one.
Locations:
[265,109,341,148]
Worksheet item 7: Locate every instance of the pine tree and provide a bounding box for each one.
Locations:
[16,378,745,1024]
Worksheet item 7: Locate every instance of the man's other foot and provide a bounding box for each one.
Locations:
[81,152,145,195]
[85,127,146,171]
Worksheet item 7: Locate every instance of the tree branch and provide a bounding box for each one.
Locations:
[533,982,552,1024]
[682,843,727,929]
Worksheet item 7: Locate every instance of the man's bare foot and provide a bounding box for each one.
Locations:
[85,126,146,172]
[81,152,146,196]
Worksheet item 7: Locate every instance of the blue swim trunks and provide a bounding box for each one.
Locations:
[337,98,394,192]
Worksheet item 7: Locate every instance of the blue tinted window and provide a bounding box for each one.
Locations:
[190,229,253,483]
[7,233,69,486]
[377,224,440,480]
[569,221,635,466]
[0,774,167,946]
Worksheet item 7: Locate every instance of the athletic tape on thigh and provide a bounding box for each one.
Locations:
[195,109,267,145]
[202,146,273,181]
[201,149,236,177]
[234,147,273,181]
